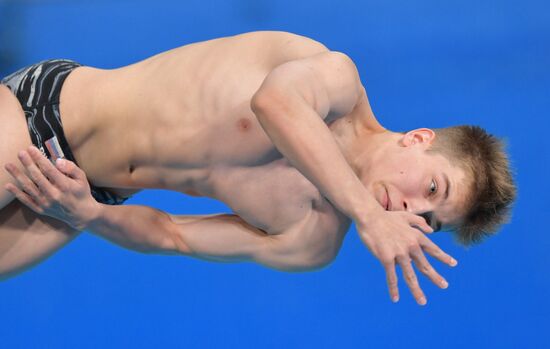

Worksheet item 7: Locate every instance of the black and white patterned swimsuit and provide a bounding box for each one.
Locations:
[1,59,129,205]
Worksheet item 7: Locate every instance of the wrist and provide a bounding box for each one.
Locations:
[78,202,105,231]
[350,194,384,227]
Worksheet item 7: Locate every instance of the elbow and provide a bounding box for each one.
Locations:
[282,247,338,272]
[250,88,275,117]
[133,216,192,256]
[250,85,292,121]
[299,250,337,271]
[0,263,27,282]
[165,222,193,256]
[0,272,11,282]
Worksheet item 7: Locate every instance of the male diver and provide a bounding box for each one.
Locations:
[0,31,515,305]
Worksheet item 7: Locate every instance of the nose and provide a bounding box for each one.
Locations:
[402,197,432,215]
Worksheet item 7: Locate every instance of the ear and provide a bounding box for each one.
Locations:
[401,128,436,147]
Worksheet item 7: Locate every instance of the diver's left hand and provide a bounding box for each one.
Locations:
[4,146,100,230]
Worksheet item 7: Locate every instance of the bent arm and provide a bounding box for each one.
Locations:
[5,147,330,272]
[85,204,325,272]
[251,51,380,223]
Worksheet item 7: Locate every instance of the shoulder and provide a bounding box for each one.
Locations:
[232,31,334,69]
[254,49,362,118]
[239,31,330,55]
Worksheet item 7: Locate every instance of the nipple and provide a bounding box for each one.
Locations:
[237,118,252,132]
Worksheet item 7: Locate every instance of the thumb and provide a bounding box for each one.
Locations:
[408,213,434,234]
[56,158,85,181]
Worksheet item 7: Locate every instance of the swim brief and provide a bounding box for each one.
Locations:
[1,59,129,205]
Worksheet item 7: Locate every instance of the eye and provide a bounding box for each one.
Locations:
[429,179,438,195]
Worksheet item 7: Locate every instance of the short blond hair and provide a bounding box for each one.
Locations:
[429,126,516,245]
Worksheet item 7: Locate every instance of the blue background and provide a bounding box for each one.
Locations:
[0,0,548,348]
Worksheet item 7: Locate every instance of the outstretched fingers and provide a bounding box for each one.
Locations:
[420,235,458,267]
[383,260,399,303]
[410,248,449,289]
[397,256,427,306]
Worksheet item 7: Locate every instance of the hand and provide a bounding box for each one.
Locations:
[4,146,100,230]
[357,208,458,305]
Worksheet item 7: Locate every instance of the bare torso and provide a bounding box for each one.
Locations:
[59,31,351,234]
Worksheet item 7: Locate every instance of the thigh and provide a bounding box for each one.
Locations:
[0,200,80,280]
[0,85,80,280]
[0,84,33,209]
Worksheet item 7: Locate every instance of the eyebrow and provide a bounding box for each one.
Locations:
[443,172,450,201]
[432,172,451,231]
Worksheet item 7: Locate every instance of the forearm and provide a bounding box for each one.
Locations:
[84,206,309,271]
[84,204,182,254]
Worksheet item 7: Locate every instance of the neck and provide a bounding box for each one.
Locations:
[330,114,398,177]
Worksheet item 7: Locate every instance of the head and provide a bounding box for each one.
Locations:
[354,126,516,245]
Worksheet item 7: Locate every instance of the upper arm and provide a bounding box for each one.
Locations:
[168,209,348,272]
[168,213,275,262]
[169,213,316,270]
[252,51,363,119]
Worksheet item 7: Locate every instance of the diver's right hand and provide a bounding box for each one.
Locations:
[4,146,101,231]
[355,208,458,305]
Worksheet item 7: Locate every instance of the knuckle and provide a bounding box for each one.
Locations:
[407,241,419,251]
[395,251,407,259]
[417,235,429,246]
[37,196,50,207]
[420,264,431,274]
[405,274,417,284]
[50,192,61,202]
[22,184,35,195]
[380,255,394,265]
[41,187,52,198]
[44,168,57,178]
[410,246,423,256]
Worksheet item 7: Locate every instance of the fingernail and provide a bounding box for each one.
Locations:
[392,296,399,303]
[441,280,449,289]
[419,297,427,305]
[450,258,458,267]
[56,158,65,167]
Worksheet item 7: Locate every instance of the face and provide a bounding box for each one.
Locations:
[359,129,468,231]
